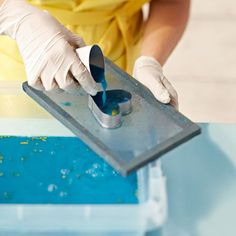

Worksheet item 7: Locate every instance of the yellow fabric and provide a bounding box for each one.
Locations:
[0,0,150,82]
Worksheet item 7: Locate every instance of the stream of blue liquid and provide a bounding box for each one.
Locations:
[90,65,122,115]
[93,92,120,116]
[101,79,107,106]
[90,65,107,106]
[0,136,138,204]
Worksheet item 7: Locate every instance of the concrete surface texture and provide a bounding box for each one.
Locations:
[165,0,236,123]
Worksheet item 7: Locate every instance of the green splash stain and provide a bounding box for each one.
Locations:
[12,172,21,177]
[3,192,12,200]
[0,155,4,164]
[61,102,72,107]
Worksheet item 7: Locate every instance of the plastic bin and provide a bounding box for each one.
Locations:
[0,82,167,235]
[0,159,167,236]
[0,163,167,235]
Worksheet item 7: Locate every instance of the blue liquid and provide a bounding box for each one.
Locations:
[101,79,107,106]
[90,64,107,106]
[92,90,132,116]
[0,136,138,204]
[93,91,119,116]
[102,103,119,116]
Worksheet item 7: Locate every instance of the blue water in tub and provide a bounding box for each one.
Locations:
[0,136,138,204]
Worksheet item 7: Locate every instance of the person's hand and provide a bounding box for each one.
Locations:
[133,56,178,109]
[0,0,97,95]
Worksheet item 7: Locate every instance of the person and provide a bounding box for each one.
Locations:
[0,0,190,109]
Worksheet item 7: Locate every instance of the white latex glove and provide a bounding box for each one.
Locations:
[0,0,97,95]
[133,56,178,109]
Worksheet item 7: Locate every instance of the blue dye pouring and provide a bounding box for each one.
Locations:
[93,92,119,116]
[101,79,107,106]
[93,90,132,116]
[0,136,138,204]
[90,64,107,106]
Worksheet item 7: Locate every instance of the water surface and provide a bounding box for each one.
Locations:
[0,136,138,204]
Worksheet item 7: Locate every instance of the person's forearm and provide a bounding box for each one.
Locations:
[141,0,190,66]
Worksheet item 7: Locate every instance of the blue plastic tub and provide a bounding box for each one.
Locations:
[0,119,167,235]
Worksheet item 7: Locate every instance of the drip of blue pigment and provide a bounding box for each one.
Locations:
[90,64,107,106]
[93,90,131,116]
[93,92,119,116]
[101,79,107,106]
[0,136,138,204]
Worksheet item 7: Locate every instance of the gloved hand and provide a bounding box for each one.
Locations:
[0,0,97,95]
[133,56,178,109]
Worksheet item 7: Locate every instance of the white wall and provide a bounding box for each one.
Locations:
[165,0,236,123]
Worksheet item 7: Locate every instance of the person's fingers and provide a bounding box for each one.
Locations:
[133,61,171,103]
[162,76,179,109]
[152,82,171,104]
[55,71,80,92]
[62,27,86,48]
[40,61,60,91]
[169,99,179,110]
[26,54,48,91]
[70,57,98,96]
[161,77,178,101]
[139,76,171,103]
[40,40,82,92]
[28,78,44,90]
[133,56,178,106]
[70,33,86,47]
[54,56,80,91]
[41,75,59,91]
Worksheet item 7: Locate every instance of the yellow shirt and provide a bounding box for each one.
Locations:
[0,0,150,81]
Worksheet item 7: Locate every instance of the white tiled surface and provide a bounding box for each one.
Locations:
[165,0,236,123]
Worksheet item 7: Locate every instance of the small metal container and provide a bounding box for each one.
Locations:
[88,89,132,129]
